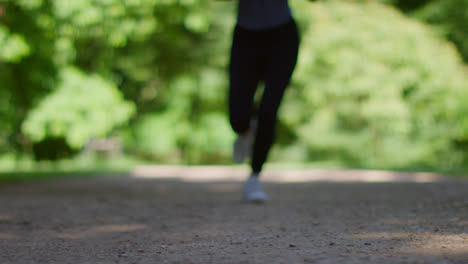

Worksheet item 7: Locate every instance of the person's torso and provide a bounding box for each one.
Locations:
[237,0,292,30]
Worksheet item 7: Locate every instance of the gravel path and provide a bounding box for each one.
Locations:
[0,166,467,264]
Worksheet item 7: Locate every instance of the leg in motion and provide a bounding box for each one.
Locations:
[229,26,264,163]
[250,21,300,175]
[244,20,299,203]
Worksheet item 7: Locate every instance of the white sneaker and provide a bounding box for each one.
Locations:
[233,134,252,163]
[233,119,257,163]
[243,174,268,203]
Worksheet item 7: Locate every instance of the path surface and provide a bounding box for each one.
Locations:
[1,166,467,264]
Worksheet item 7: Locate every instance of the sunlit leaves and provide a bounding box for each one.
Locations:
[132,112,181,159]
[22,67,136,148]
[185,12,210,33]
[281,1,468,169]
[52,0,211,48]
[392,0,468,62]
[4,0,468,169]
[0,26,30,63]
[16,0,43,10]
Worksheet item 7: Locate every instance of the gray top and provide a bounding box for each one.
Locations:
[237,0,292,30]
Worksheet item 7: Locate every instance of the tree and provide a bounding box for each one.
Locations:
[2,0,468,171]
[0,0,57,156]
[380,0,468,63]
[415,0,468,62]
[274,1,468,170]
[0,0,222,160]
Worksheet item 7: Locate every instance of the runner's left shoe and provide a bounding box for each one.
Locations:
[243,174,268,203]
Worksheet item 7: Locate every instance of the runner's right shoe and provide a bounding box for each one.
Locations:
[233,133,252,163]
[233,118,257,163]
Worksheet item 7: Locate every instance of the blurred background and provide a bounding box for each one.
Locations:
[0,0,467,177]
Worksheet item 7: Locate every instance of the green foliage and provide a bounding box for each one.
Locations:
[378,0,468,62]
[1,0,468,172]
[0,25,30,62]
[379,0,433,12]
[0,0,221,157]
[131,112,184,161]
[278,1,468,169]
[0,0,57,147]
[415,0,468,62]
[128,69,234,164]
[22,67,135,149]
[131,111,233,164]
[185,112,235,163]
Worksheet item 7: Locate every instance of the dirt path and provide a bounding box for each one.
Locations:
[0,166,467,264]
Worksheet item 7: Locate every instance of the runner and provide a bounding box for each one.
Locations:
[227,0,301,202]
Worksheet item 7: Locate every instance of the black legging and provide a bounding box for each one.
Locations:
[229,18,300,174]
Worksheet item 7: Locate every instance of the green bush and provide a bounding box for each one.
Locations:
[3,0,468,172]
[416,0,468,62]
[127,70,234,164]
[22,67,135,149]
[275,1,468,170]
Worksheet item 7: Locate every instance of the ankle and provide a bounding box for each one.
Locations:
[250,172,260,178]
